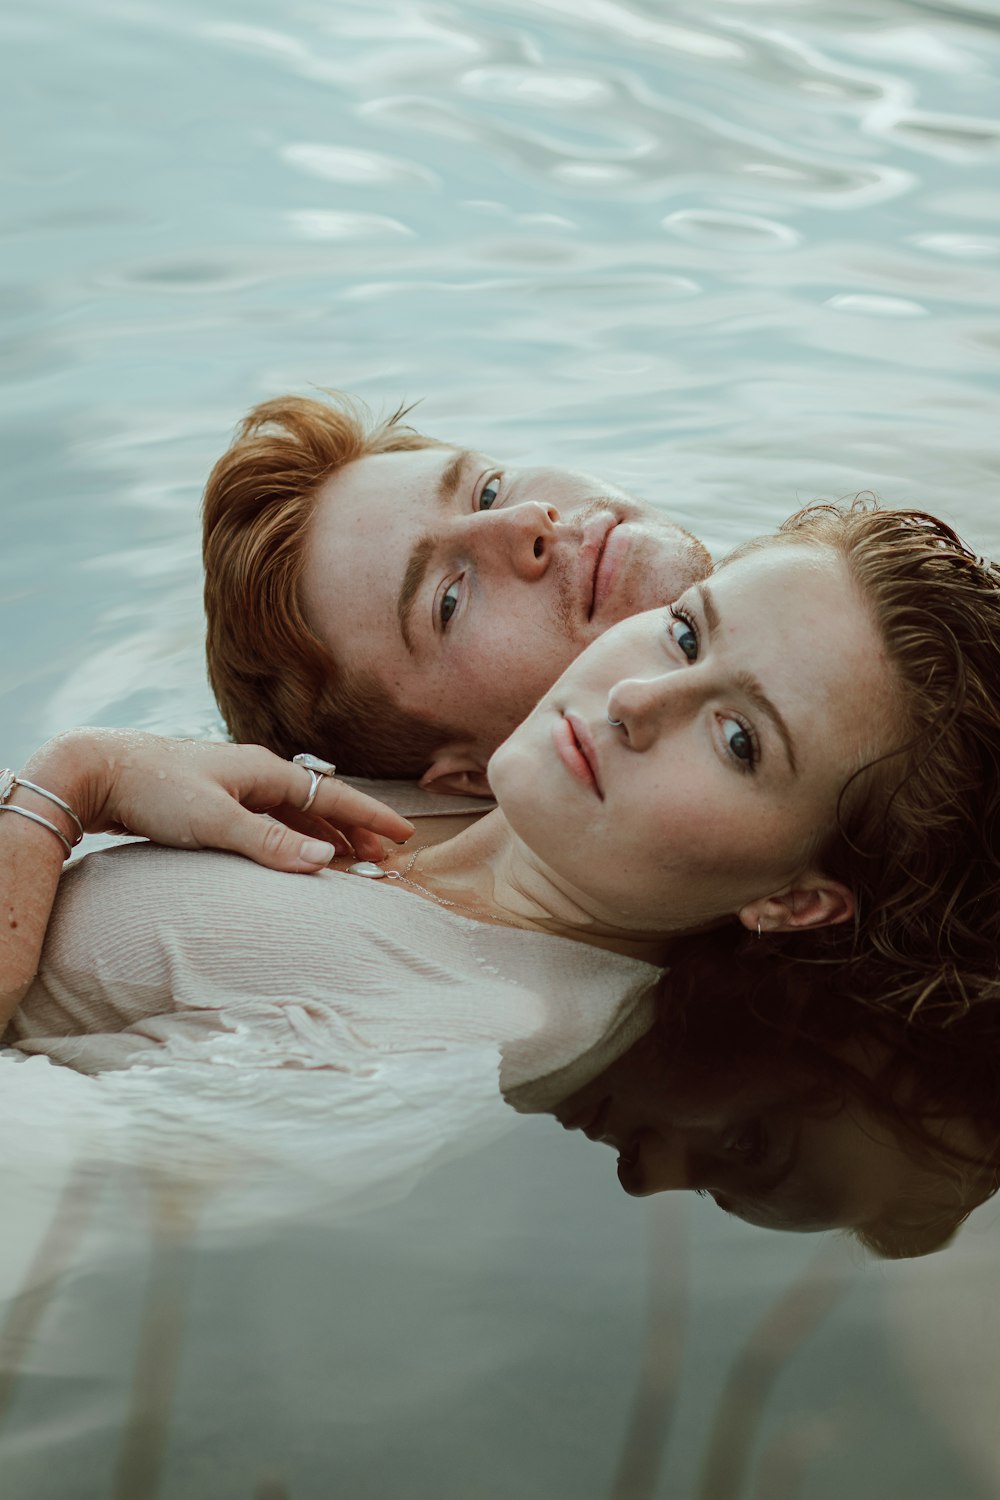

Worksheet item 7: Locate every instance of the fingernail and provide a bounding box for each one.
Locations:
[301,839,335,865]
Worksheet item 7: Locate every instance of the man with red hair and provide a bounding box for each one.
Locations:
[203,392,710,795]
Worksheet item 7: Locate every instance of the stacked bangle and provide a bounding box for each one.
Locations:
[0,769,85,860]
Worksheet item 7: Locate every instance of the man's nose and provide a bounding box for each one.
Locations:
[605,669,701,753]
[462,500,561,579]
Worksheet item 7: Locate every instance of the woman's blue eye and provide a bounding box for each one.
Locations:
[722,717,755,768]
[727,1118,767,1167]
[440,582,460,626]
[668,610,698,662]
[479,475,501,510]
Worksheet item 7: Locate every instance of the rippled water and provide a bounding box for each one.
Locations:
[3,0,1000,1496]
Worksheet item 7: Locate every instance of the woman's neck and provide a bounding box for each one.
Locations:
[376,810,673,967]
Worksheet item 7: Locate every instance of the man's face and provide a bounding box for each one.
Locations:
[299,445,710,792]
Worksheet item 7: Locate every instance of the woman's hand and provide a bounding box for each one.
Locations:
[20,729,415,873]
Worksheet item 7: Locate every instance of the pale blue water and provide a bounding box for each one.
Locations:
[3,1,1000,1496]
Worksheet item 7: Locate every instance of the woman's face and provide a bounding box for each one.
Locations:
[553,1032,937,1235]
[488,543,894,934]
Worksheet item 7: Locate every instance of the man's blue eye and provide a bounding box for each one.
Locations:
[479,476,501,510]
[722,717,755,767]
[440,582,460,627]
[668,611,698,662]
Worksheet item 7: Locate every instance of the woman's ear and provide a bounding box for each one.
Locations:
[739,876,855,936]
[418,746,492,799]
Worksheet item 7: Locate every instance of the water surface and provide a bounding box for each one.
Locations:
[2,1,1000,1495]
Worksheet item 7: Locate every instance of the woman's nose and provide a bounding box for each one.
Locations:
[630,1130,692,1196]
[606,670,699,752]
[464,500,561,579]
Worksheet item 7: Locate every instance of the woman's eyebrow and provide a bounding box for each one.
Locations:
[696,581,799,775]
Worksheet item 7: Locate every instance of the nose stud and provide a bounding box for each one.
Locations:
[607,713,624,727]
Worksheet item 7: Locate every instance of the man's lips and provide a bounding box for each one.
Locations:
[552,711,604,798]
[582,514,618,621]
[592,521,636,620]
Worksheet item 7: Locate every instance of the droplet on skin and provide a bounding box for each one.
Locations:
[157,771,167,780]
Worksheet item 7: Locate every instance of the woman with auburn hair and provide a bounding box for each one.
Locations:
[722,503,1000,1031]
[2,499,1000,1192]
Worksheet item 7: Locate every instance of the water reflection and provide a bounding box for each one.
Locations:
[545,946,998,1257]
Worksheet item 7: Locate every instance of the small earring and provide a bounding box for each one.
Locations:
[756,918,762,939]
[607,713,624,727]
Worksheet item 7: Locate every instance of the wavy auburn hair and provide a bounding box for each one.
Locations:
[661,938,1000,1260]
[203,392,464,777]
[733,499,1000,1034]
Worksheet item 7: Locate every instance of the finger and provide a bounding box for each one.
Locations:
[262,805,388,865]
[264,807,387,862]
[238,754,414,844]
[305,779,414,844]
[337,826,387,863]
[270,805,355,856]
[198,799,336,873]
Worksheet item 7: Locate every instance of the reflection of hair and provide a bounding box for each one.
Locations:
[203,392,465,777]
[661,935,1000,1260]
[727,499,1000,1033]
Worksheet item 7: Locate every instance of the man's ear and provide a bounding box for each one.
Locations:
[418,746,492,799]
[739,875,855,936]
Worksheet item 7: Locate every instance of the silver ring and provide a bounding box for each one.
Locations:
[293,752,337,813]
[299,768,321,813]
[607,714,624,728]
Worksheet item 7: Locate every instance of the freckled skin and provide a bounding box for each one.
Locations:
[489,546,892,936]
[300,445,710,778]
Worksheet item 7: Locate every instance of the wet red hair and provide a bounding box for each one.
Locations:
[203,392,466,777]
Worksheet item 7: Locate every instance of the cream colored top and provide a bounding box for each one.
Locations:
[11,843,657,1104]
[3,842,659,1226]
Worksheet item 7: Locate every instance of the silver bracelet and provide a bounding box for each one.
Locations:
[0,804,75,858]
[0,768,84,860]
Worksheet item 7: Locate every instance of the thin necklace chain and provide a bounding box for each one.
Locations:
[358,846,517,926]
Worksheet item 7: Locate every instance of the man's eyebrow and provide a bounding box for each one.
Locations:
[696,581,799,776]
[397,449,477,651]
[436,447,471,508]
[397,534,436,654]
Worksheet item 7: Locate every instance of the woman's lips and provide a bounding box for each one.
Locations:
[559,1096,617,1145]
[616,1137,643,1194]
[557,1100,644,1192]
[582,1097,611,1142]
[552,712,604,798]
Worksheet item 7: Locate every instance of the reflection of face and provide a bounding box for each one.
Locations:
[488,545,894,933]
[300,446,709,775]
[553,1030,928,1235]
